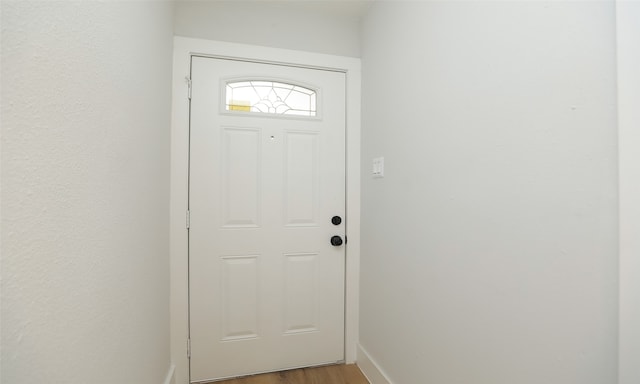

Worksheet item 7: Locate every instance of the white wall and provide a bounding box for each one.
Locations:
[359,2,618,383]
[173,1,363,57]
[1,2,174,383]
[617,2,640,384]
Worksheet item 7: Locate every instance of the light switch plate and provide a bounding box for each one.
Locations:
[372,157,384,178]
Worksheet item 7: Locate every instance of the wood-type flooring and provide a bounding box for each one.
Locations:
[208,364,369,384]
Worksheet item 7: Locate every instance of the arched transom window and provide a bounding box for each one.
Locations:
[225,80,317,117]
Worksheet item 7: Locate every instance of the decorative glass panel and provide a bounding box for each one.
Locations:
[226,80,317,117]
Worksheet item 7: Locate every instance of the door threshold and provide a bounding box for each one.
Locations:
[193,361,347,383]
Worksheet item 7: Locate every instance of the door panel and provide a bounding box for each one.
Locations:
[221,127,261,228]
[283,252,319,334]
[189,56,346,382]
[221,255,260,341]
[284,131,320,226]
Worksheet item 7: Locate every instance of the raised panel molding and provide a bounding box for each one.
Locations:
[221,255,260,341]
[284,131,319,226]
[221,127,261,228]
[283,253,320,334]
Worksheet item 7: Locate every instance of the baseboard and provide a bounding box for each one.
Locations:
[163,364,176,384]
[356,344,393,384]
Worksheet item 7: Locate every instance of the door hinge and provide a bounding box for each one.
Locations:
[186,76,192,100]
[187,338,191,359]
[186,210,190,229]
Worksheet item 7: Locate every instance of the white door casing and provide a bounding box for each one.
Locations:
[170,38,361,384]
[189,56,346,382]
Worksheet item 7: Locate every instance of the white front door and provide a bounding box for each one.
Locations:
[188,56,346,383]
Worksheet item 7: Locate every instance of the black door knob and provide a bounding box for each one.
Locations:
[330,236,343,246]
[331,216,342,225]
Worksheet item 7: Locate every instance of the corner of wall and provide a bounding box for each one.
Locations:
[616,1,640,384]
[163,364,176,384]
[356,344,393,384]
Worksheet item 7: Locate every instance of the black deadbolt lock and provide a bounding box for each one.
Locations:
[331,216,342,225]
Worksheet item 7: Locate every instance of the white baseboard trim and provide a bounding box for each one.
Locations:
[357,344,393,384]
[163,364,176,384]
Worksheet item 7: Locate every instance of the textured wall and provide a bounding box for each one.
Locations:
[359,2,618,383]
[1,2,173,383]
[174,1,364,57]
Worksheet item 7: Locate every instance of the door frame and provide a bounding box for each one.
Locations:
[170,37,361,384]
